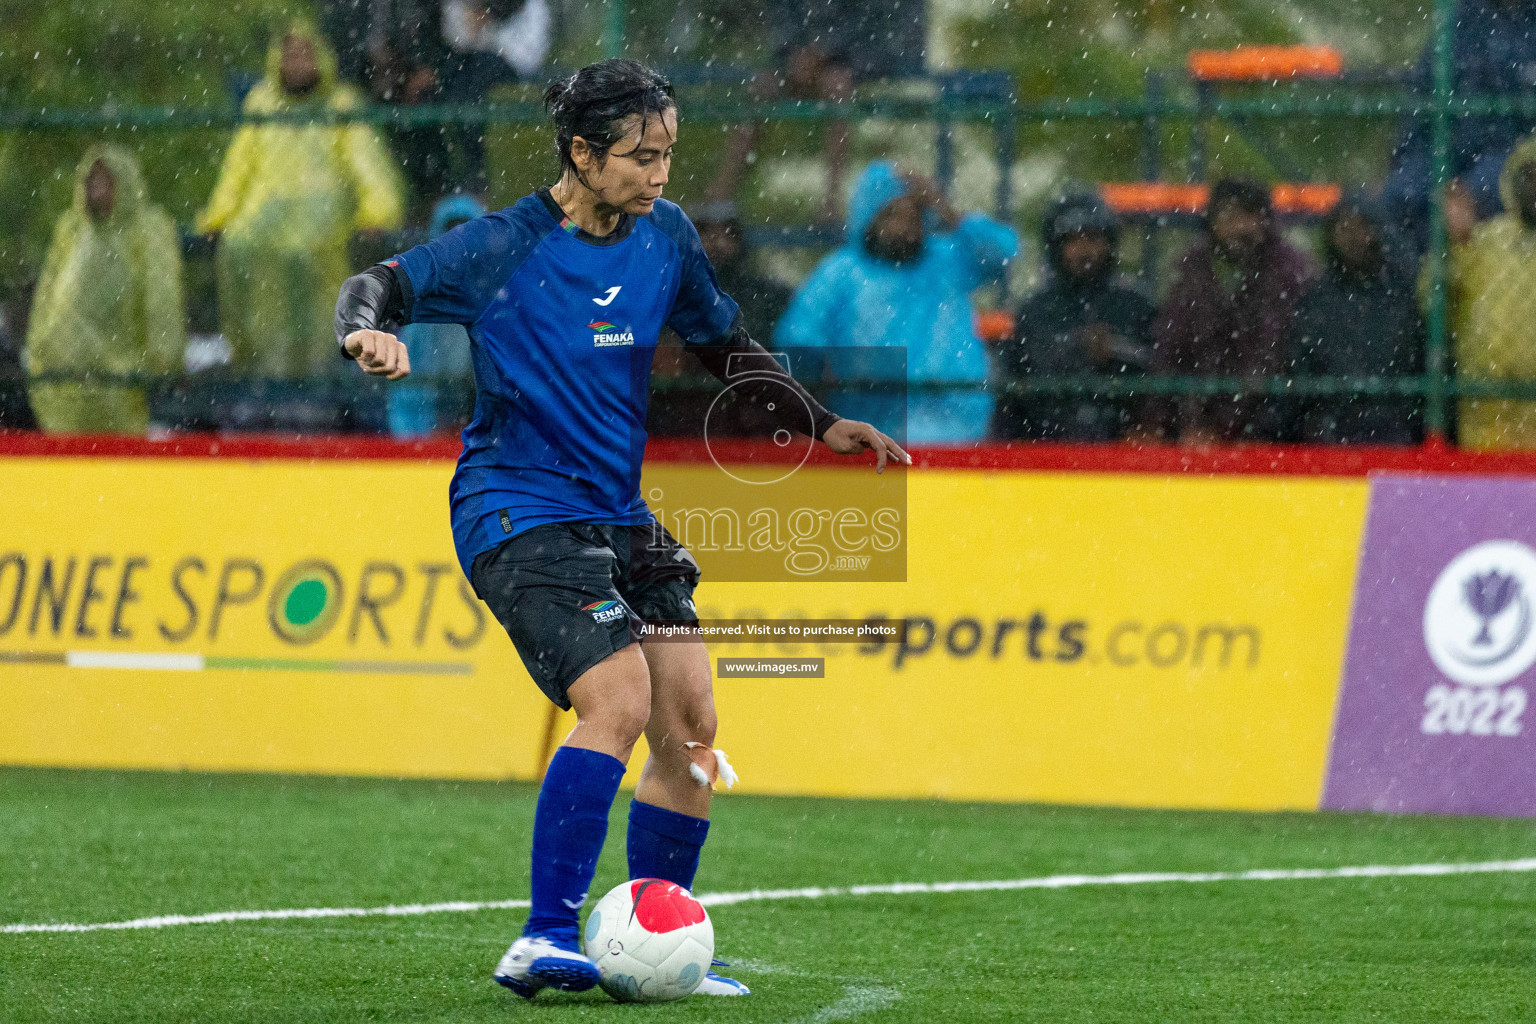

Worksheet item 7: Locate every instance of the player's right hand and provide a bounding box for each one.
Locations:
[344,329,410,380]
[821,418,911,474]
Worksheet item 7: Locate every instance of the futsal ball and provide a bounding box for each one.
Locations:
[583,879,714,1002]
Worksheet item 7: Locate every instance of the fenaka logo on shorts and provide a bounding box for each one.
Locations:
[587,321,634,348]
[1424,539,1536,686]
[584,599,626,624]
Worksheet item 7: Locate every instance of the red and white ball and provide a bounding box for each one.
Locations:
[582,879,714,1002]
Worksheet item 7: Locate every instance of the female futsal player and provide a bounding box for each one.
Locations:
[334,58,907,999]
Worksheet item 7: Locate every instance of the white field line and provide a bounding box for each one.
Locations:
[792,985,901,1024]
[2,899,530,934]
[5,857,1536,936]
[64,651,203,671]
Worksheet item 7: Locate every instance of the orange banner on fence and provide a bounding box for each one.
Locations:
[1187,45,1344,82]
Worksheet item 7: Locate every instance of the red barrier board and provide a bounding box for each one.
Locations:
[5,432,1536,477]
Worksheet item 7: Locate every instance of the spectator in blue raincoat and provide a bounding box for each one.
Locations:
[775,162,1018,444]
[387,194,486,437]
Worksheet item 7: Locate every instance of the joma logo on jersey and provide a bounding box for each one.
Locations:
[587,320,635,348]
[583,599,626,623]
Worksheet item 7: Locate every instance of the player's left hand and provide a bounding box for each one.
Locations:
[821,419,911,474]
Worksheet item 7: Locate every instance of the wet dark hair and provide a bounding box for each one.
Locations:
[1207,177,1273,224]
[543,59,676,181]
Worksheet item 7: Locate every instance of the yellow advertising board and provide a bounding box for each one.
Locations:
[0,457,1368,810]
[0,458,548,779]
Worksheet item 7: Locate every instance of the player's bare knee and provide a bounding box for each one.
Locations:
[570,647,651,746]
[646,703,715,758]
[686,707,717,750]
[606,688,653,747]
[677,676,717,740]
[577,699,648,756]
[641,720,688,761]
[681,676,717,737]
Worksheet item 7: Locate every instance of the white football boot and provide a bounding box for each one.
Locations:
[493,935,600,998]
[694,958,751,995]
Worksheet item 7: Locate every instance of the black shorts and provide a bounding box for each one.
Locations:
[469,521,702,710]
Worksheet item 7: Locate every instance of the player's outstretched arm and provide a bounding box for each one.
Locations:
[686,326,910,474]
[821,418,911,474]
[335,264,411,380]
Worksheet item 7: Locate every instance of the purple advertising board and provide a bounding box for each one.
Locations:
[1323,474,1536,817]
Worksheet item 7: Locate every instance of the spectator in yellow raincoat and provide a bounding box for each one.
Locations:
[26,144,185,434]
[1441,134,1536,449]
[199,20,404,378]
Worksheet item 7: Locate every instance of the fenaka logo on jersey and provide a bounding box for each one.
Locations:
[587,321,635,348]
[583,599,627,623]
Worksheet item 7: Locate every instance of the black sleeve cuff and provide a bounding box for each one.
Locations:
[686,321,840,441]
[812,410,842,440]
[335,263,406,359]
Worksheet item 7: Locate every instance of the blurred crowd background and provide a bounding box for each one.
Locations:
[2,0,1534,448]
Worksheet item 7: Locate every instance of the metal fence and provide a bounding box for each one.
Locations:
[1,0,1518,443]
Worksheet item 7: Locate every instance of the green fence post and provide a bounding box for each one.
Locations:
[1423,0,1455,441]
[603,0,627,59]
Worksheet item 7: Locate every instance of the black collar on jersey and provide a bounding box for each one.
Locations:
[536,187,636,247]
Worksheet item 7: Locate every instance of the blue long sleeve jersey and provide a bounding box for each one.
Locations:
[355,189,834,576]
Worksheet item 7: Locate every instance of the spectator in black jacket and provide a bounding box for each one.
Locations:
[992,192,1154,440]
[0,296,37,430]
[1289,193,1425,445]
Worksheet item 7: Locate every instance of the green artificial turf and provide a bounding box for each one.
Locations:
[1,767,1533,1022]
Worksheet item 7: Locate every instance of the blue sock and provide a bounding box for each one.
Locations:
[522,746,627,949]
[626,799,711,890]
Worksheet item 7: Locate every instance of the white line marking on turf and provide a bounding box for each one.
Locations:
[726,957,804,976]
[789,985,900,1024]
[2,899,530,934]
[64,651,203,671]
[696,856,1536,905]
[6,857,1536,935]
